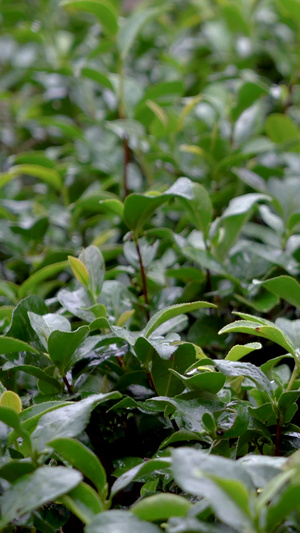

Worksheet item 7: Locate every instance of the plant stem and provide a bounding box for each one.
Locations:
[147,371,157,394]
[135,239,150,321]
[287,364,299,391]
[63,376,73,395]
[118,59,130,199]
[275,418,281,456]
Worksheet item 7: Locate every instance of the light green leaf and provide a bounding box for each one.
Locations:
[117,6,169,60]
[0,336,39,355]
[214,360,273,395]
[59,482,104,524]
[49,437,107,498]
[225,342,262,361]
[170,368,226,394]
[28,312,71,350]
[144,301,216,338]
[80,67,114,90]
[0,391,22,413]
[0,406,32,456]
[68,256,90,288]
[0,466,82,528]
[0,164,62,192]
[79,246,105,299]
[86,510,162,533]
[131,493,191,521]
[18,261,68,299]
[219,320,295,355]
[265,113,300,145]
[178,182,212,237]
[278,0,300,23]
[254,276,300,309]
[31,392,121,452]
[99,198,124,218]
[172,448,254,531]
[123,177,194,235]
[60,0,118,34]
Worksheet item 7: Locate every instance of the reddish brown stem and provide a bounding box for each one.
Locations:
[206,268,212,293]
[275,418,281,456]
[63,376,73,396]
[135,240,150,321]
[147,372,157,394]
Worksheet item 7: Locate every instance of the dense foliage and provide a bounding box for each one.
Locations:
[2,0,300,531]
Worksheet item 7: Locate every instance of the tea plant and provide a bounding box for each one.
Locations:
[1,0,300,531]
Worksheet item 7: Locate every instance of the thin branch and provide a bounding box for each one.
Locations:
[135,239,150,321]
[63,376,73,396]
[275,418,281,457]
[287,364,298,391]
[118,59,130,199]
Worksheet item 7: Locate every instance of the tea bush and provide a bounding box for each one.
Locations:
[1,0,300,531]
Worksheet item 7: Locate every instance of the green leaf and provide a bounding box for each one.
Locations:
[60,0,118,34]
[172,448,254,531]
[233,102,265,146]
[19,262,69,299]
[225,343,262,362]
[278,0,300,23]
[48,326,89,373]
[288,211,300,230]
[111,457,171,497]
[275,318,300,351]
[221,2,249,34]
[4,364,61,391]
[99,198,124,218]
[59,482,104,524]
[0,461,36,483]
[37,116,84,139]
[86,511,162,533]
[0,165,62,192]
[0,391,22,413]
[8,401,70,445]
[117,6,169,60]
[123,177,195,235]
[31,392,121,452]
[6,296,48,346]
[170,368,225,394]
[0,406,32,456]
[144,80,184,102]
[131,493,191,521]
[0,336,39,355]
[178,182,212,237]
[79,246,105,299]
[255,276,300,309]
[80,67,114,90]
[106,119,145,139]
[266,484,300,531]
[144,301,216,338]
[265,113,300,145]
[28,312,71,350]
[0,466,82,528]
[68,256,90,288]
[151,343,196,396]
[49,437,107,498]
[214,360,273,395]
[219,320,295,355]
[216,193,271,260]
